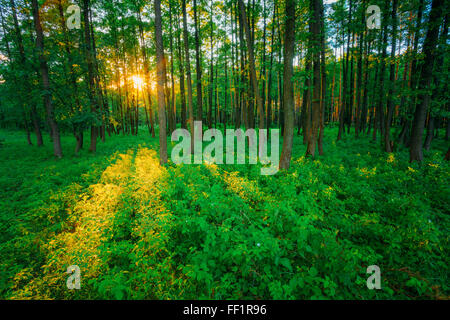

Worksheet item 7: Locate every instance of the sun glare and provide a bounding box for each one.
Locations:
[131,75,145,90]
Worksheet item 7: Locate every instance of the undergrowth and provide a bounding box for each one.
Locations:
[0,127,448,299]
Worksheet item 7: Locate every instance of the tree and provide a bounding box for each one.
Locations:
[10,0,43,146]
[384,0,398,153]
[154,0,168,165]
[193,0,203,121]
[31,0,62,158]
[318,0,326,155]
[305,0,322,158]
[175,8,187,130]
[136,0,155,137]
[182,0,195,153]
[238,0,265,129]
[410,0,445,162]
[57,0,83,154]
[280,0,296,170]
[82,0,99,153]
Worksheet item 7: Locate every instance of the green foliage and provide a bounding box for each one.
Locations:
[0,128,448,300]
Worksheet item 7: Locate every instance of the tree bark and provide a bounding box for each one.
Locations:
[305,0,321,158]
[238,0,265,129]
[10,0,43,146]
[193,0,203,122]
[154,0,168,165]
[168,3,176,135]
[409,0,444,162]
[279,0,296,170]
[136,6,155,137]
[31,0,62,158]
[318,0,326,156]
[384,0,398,153]
[82,0,99,152]
[182,0,195,153]
[176,13,187,130]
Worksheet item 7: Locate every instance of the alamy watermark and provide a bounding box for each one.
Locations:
[66,5,81,30]
[66,265,81,290]
[366,265,381,290]
[367,5,382,30]
[65,3,381,31]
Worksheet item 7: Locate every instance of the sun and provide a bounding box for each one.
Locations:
[130,75,145,90]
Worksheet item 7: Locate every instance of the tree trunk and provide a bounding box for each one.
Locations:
[136,6,155,137]
[208,0,214,129]
[424,116,435,151]
[194,0,203,122]
[154,0,168,165]
[279,0,296,170]
[31,0,62,158]
[337,0,352,141]
[10,0,43,146]
[82,0,99,152]
[176,13,187,130]
[182,0,195,153]
[318,0,326,156]
[238,0,265,129]
[267,3,276,131]
[168,3,176,135]
[57,0,84,154]
[409,0,444,162]
[384,0,398,153]
[305,0,321,158]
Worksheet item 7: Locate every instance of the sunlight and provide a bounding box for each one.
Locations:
[131,75,145,90]
[107,75,155,91]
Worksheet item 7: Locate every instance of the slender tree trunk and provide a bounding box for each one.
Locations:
[384,0,398,153]
[57,0,84,153]
[424,14,448,150]
[424,116,435,151]
[0,6,32,145]
[261,0,267,128]
[409,0,444,162]
[376,4,389,142]
[89,10,106,143]
[10,0,43,146]
[318,0,326,156]
[176,14,187,130]
[338,0,352,141]
[360,39,371,134]
[302,58,312,145]
[182,0,195,152]
[208,0,214,129]
[280,0,296,169]
[82,0,99,152]
[305,0,321,158]
[267,3,276,131]
[31,0,62,158]
[154,0,168,165]
[194,0,203,122]
[238,3,247,129]
[238,0,265,130]
[136,7,155,137]
[347,31,355,134]
[355,3,366,137]
[168,3,176,135]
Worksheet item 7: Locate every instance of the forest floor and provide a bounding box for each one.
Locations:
[0,126,448,299]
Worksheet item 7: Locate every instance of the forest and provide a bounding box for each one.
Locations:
[0,0,448,300]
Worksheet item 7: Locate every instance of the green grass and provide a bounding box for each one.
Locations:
[0,127,448,299]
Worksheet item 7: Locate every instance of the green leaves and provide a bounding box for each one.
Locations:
[308,266,318,277]
[0,128,448,300]
[279,258,293,272]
